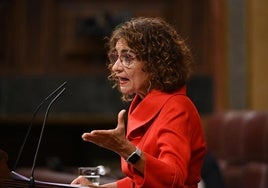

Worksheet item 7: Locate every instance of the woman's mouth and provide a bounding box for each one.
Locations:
[118,77,129,84]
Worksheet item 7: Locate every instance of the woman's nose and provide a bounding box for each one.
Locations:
[112,59,123,72]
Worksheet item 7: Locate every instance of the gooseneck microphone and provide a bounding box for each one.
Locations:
[13,81,67,171]
[29,87,66,188]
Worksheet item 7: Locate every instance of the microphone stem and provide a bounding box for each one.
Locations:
[13,81,67,171]
[30,88,66,179]
[13,104,41,171]
[29,176,35,188]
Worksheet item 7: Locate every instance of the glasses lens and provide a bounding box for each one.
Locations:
[108,52,118,64]
[108,50,136,67]
[121,52,135,67]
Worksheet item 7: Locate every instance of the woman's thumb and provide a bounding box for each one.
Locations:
[117,109,126,129]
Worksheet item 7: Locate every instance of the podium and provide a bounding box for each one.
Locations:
[0,178,78,188]
[0,149,85,188]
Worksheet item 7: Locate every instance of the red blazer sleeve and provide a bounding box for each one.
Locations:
[117,177,133,187]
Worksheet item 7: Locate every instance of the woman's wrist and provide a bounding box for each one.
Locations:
[117,141,137,159]
[125,147,142,165]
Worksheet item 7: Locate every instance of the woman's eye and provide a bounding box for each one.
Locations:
[124,54,135,62]
[122,54,130,62]
[108,53,118,63]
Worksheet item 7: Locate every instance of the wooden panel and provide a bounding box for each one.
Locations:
[248,0,268,110]
[0,0,216,74]
[53,0,172,75]
[0,0,28,74]
[0,0,226,111]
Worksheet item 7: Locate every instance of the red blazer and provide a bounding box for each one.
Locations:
[117,86,206,188]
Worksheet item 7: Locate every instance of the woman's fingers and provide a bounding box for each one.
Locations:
[82,109,126,140]
[71,175,90,185]
[71,176,103,187]
[80,109,127,153]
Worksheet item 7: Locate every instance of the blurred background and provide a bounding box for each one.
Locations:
[0,0,267,187]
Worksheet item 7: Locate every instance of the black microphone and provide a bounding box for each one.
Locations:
[12,81,67,171]
[29,87,66,188]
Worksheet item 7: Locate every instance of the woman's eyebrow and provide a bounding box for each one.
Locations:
[119,49,131,53]
[114,48,132,53]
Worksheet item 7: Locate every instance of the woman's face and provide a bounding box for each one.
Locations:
[111,38,149,99]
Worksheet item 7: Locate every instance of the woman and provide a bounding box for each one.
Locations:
[71,17,206,188]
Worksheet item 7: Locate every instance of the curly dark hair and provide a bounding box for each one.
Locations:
[106,17,194,101]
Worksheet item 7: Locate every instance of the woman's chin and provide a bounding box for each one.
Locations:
[120,88,133,95]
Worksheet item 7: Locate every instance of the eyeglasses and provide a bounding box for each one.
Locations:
[108,50,137,68]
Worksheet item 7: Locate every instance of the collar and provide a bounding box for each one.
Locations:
[127,86,186,138]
